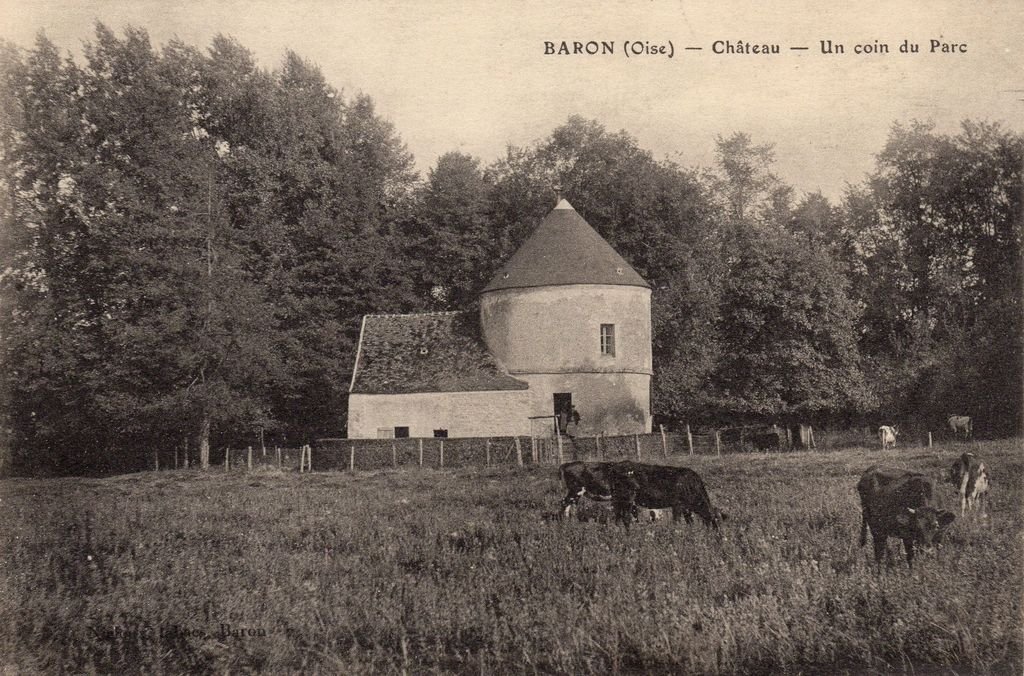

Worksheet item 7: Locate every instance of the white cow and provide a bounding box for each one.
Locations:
[878,425,899,450]
[948,452,990,516]
[948,415,972,440]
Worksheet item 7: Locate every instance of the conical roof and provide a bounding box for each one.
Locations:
[482,199,649,292]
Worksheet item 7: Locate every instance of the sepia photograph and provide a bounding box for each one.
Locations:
[1,0,1021,673]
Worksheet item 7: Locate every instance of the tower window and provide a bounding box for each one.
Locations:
[600,324,616,356]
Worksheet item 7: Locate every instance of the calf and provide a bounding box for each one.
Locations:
[559,461,645,521]
[948,452,990,516]
[857,465,955,568]
[610,462,725,530]
[878,425,899,450]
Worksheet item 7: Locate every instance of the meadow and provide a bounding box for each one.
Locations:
[1,440,1021,674]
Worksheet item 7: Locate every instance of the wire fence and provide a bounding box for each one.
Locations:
[137,424,956,474]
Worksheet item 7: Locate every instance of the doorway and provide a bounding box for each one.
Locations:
[553,393,572,434]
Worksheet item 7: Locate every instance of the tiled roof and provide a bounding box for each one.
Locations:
[482,199,649,292]
[349,312,528,394]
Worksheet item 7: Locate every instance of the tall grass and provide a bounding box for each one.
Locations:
[1,441,1020,674]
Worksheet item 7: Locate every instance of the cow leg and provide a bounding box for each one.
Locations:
[561,488,585,519]
[671,506,695,524]
[615,503,633,529]
[872,536,887,566]
[613,491,636,530]
[902,538,915,569]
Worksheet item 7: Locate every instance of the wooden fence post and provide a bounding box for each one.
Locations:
[276,446,281,467]
[515,436,523,466]
[154,450,159,472]
[308,444,313,472]
[715,431,721,456]
[439,440,444,467]
[659,424,668,458]
[174,448,179,469]
[531,437,537,464]
[633,434,640,460]
[485,438,491,467]
[260,427,266,457]
[349,444,355,472]
[225,447,230,470]
[928,431,933,448]
[392,441,397,468]
[596,433,603,460]
[247,445,253,471]
[556,433,564,465]
[685,424,693,455]
[418,439,423,467]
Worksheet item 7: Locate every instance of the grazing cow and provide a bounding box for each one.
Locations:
[609,463,726,530]
[948,452,990,516]
[948,415,972,440]
[878,425,899,450]
[559,461,648,521]
[857,466,955,568]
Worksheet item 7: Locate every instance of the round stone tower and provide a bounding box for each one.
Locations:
[479,199,652,436]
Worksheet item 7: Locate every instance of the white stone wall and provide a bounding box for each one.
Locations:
[479,283,652,436]
[518,372,651,437]
[347,389,533,439]
[480,284,652,376]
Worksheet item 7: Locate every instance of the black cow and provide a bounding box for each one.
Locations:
[558,461,634,520]
[857,466,955,568]
[609,462,726,530]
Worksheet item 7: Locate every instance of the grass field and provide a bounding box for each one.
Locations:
[1,440,1021,674]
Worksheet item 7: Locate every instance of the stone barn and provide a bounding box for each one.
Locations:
[346,199,652,439]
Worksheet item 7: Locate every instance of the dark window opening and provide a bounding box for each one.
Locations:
[433,429,448,438]
[394,426,410,438]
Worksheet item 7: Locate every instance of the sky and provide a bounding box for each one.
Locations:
[3,0,1022,201]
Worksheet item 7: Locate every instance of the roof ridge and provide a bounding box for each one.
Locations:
[364,310,466,319]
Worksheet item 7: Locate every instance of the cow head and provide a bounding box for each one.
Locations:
[896,507,955,546]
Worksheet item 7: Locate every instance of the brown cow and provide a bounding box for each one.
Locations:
[857,466,955,568]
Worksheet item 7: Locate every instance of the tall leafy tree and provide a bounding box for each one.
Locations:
[844,120,1023,433]
[406,152,495,309]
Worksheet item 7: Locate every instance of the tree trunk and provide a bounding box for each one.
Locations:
[199,413,211,469]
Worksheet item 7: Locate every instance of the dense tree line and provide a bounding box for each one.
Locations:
[1,27,1020,473]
